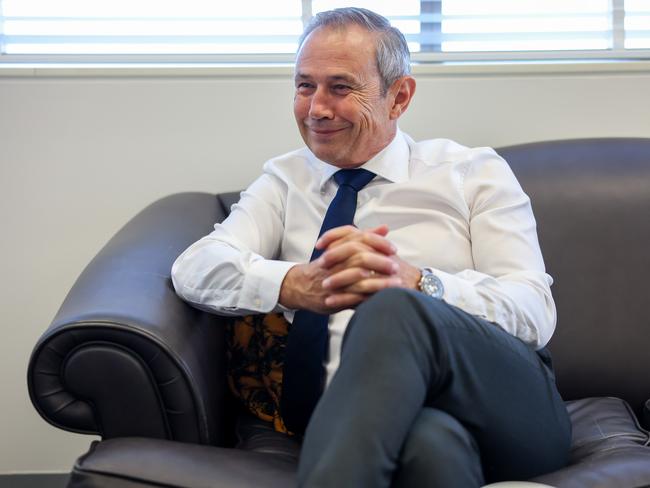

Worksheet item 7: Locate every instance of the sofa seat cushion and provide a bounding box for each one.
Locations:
[69,398,650,488]
[68,437,296,488]
[532,397,650,488]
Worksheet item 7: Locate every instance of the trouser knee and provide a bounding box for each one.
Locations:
[347,287,451,337]
[343,288,456,361]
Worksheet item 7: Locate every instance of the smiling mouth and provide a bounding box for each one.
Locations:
[309,127,346,136]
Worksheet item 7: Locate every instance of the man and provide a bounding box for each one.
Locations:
[172,7,571,487]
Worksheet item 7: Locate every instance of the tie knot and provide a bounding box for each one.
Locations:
[333,168,376,192]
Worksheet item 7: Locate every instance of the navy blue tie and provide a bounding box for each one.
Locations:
[281,168,376,434]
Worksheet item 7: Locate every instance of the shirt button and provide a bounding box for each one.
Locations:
[255,298,262,307]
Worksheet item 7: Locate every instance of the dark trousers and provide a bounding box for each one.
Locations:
[298,288,572,488]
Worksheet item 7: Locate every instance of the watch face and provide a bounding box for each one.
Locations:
[421,272,444,299]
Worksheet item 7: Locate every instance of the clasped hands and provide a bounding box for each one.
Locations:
[279,224,421,314]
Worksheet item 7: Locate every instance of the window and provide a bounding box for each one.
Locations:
[625,0,650,48]
[1,0,649,63]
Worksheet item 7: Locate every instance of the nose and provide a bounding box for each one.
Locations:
[309,86,334,120]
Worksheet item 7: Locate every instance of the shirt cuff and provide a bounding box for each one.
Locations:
[427,268,488,321]
[238,259,298,313]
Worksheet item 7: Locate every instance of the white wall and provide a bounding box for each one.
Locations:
[1,63,649,474]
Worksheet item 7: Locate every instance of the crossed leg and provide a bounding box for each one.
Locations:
[298,288,571,487]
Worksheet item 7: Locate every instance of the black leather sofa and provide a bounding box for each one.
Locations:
[28,139,650,487]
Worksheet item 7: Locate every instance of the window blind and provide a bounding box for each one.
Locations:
[0,0,304,56]
[625,0,650,48]
[1,0,649,62]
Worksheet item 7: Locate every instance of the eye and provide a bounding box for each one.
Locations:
[296,82,315,94]
[332,84,352,93]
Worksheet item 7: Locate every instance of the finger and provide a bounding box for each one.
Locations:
[323,267,402,292]
[316,224,391,251]
[368,224,390,237]
[322,267,375,290]
[338,276,403,295]
[325,231,397,257]
[319,237,397,268]
[323,275,403,308]
[315,225,359,250]
[319,241,375,268]
[323,292,369,309]
[321,247,400,275]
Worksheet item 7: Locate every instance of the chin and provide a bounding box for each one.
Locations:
[309,145,337,164]
[308,144,361,168]
[322,158,362,169]
[314,153,340,166]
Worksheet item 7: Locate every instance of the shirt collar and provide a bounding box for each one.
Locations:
[312,129,411,190]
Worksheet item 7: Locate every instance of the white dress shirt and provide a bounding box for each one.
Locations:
[172,130,556,384]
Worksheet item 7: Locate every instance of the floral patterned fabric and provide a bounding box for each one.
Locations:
[226,313,293,434]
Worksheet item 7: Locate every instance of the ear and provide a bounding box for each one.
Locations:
[388,76,416,120]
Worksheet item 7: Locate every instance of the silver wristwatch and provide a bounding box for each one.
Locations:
[418,268,444,299]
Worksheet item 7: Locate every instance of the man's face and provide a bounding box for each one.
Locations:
[293,25,397,168]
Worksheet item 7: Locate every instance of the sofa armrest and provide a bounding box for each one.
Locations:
[28,192,232,446]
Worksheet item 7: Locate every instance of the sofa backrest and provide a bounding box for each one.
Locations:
[498,138,650,412]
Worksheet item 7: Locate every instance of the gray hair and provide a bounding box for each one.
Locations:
[298,7,411,95]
